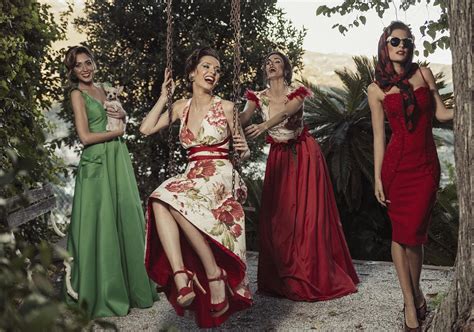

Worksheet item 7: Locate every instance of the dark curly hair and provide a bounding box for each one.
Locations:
[184,47,220,92]
[64,45,96,83]
[262,51,293,85]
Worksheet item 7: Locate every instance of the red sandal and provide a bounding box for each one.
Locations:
[174,269,206,307]
[208,268,234,317]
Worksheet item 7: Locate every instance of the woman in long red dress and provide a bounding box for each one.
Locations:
[368,22,453,331]
[140,47,252,328]
[241,51,359,301]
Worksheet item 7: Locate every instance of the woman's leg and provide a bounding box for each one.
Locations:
[391,241,419,328]
[406,245,425,307]
[151,200,188,290]
[169,207,226,305]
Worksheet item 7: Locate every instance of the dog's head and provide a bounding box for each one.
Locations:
[104,85,123,101]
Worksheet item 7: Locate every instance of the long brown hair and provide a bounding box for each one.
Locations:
[64,45,96,83]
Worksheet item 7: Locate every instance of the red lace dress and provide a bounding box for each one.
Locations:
[144,96,252,328]
[246,86,359,301]
[381,84,440,245]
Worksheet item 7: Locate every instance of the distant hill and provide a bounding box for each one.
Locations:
[298,51,452,90]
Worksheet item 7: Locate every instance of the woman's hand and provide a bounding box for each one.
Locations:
[233,134,250,160]
[160,68,176,98]
[106,107,126,119]
[374,179,390,207]
[244,122,268,139]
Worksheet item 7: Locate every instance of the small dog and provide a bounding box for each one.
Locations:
[103,85,126,131]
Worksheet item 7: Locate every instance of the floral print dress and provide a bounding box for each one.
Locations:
[144,96,252,328]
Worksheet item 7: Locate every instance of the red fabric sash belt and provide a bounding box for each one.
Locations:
[188,137,230,162]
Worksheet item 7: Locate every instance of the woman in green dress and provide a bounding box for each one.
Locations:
[63,45,157,318]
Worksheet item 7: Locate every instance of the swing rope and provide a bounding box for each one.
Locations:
[165,0,244,198]
[165,0,176,176]
[230,0,244,198]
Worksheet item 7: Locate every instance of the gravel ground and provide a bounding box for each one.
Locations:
[95,252,452,331]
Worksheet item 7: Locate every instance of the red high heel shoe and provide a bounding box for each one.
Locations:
[174,269,206,307]
[208,268,234,318]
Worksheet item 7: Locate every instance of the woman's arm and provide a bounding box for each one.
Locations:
[240,100,258,127]
[140,69,181,136]
[222,100,251,160]
[139,97,183,136]
[264,96,304,128]
[421,66,454,122]
[71,90,123,146]
[245,97,303,138]
[368,83,389,206]
[240,90,260,126]
[245,95,304,139]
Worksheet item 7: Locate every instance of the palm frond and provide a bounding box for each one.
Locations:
[353,56,377,87]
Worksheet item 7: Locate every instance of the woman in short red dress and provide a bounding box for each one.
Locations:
[241,51,359,301]
[140,47,252,328]
[368,22,453,331]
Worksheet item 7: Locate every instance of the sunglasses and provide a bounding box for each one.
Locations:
[386,36,414,49]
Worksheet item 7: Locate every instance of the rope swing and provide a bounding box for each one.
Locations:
[164,0,244,198]
[165,0,176,176]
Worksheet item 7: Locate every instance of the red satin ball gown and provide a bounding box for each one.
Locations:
[246,86,359,301]
[381,71,440,246]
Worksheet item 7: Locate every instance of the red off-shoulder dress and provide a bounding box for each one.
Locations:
[246,86,359,301]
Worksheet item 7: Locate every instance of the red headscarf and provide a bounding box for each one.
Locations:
[374,24,419,132]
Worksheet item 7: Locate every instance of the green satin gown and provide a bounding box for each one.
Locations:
[64,88,157,318]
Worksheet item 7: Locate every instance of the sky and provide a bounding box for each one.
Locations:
[47,0,452,65]
[277,0,451,64]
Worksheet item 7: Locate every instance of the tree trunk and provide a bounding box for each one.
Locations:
[429,0,473,331]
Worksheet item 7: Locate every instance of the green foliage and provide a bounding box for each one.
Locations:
[243,176,263,251]
[425,163,458,265]
[57,0,306,201]
[0,234,90,331]
[340,192,392,261]
[315,0,450,56]
[430,291,447,308]
[303,56,375,211]
[0,0,66,197]
[0,153,92,331]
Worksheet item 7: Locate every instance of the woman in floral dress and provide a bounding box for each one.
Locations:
[140,47,252,328]
[241,51,359,301]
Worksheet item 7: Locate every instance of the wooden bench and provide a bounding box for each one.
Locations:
[6,183,57,229]
[5,183,77,299]
[6,183,68,247]
[5,183,67,248]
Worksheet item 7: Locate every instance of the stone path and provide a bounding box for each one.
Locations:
[98,252,452,331]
